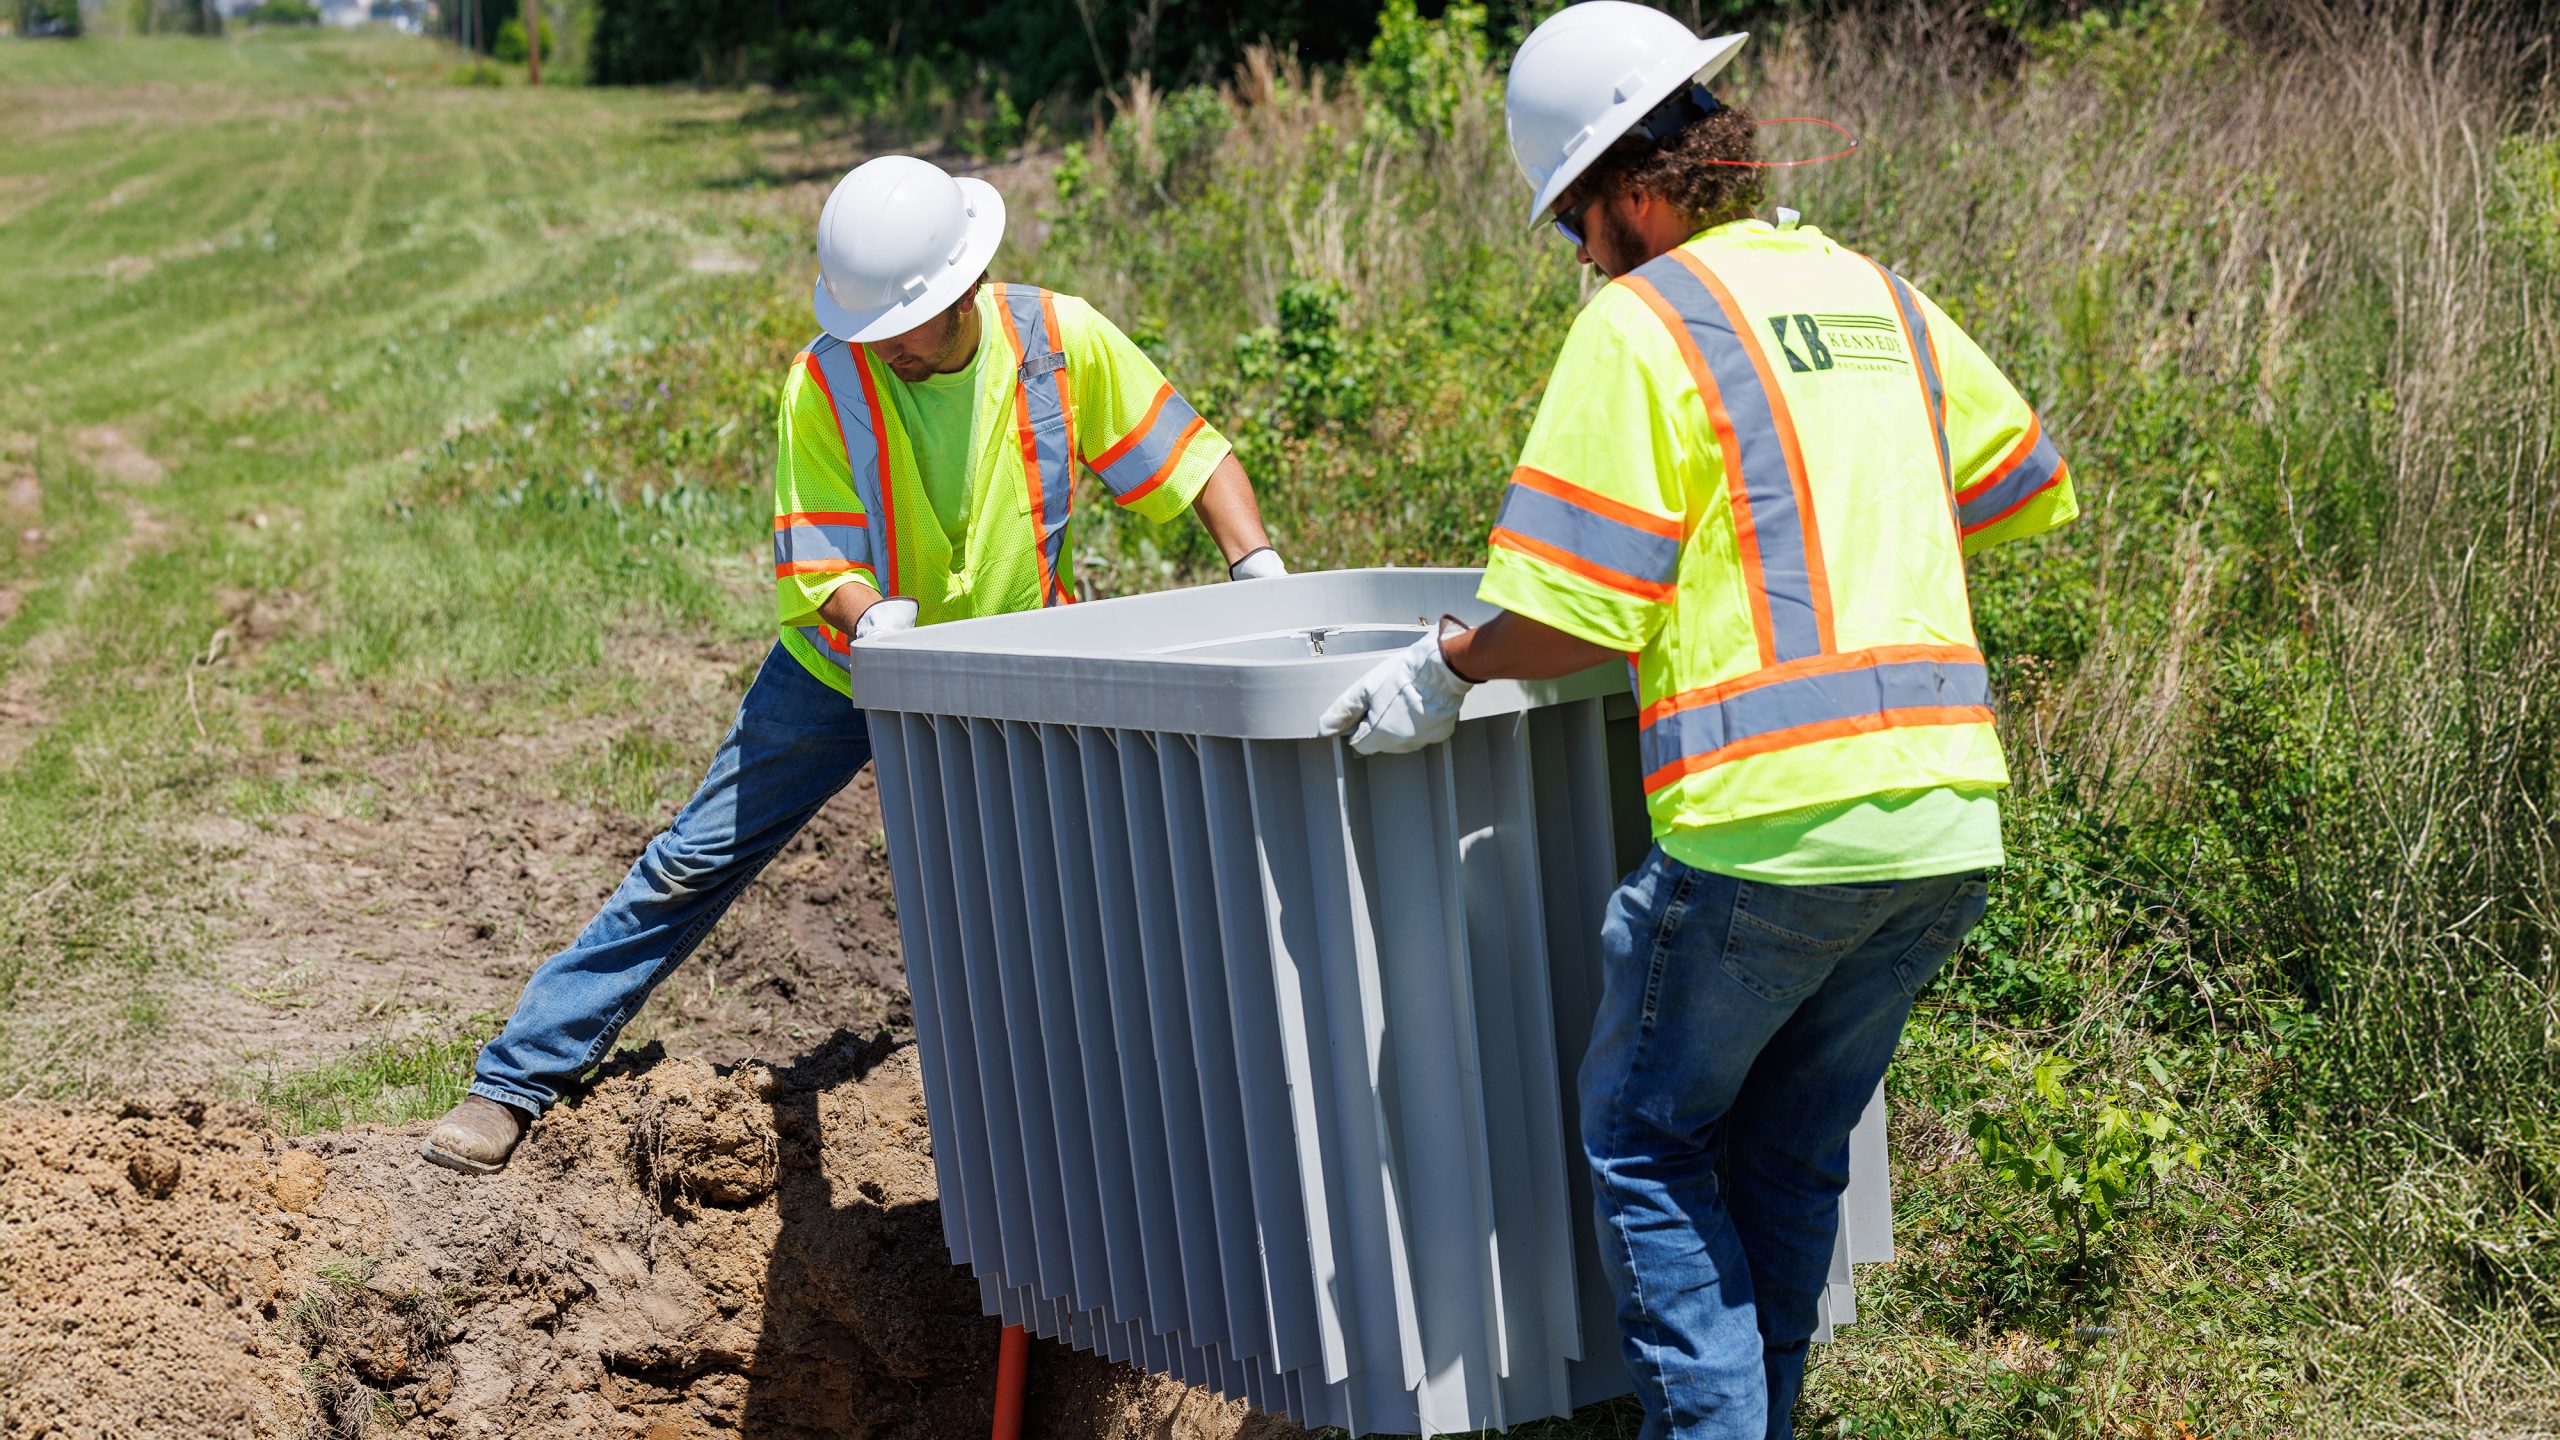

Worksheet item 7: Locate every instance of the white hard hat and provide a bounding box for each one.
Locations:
[812,155,1007,343]
[1504,3,1747,225]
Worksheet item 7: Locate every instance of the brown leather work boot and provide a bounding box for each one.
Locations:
[420,1095,530,1174]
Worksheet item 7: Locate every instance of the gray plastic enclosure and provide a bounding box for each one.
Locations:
[850,569,1892,1436]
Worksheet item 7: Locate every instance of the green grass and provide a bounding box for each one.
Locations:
[0,28,778,1095]
[254,1019,498,1133]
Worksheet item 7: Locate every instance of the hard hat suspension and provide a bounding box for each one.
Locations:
[1627,84,1725,145]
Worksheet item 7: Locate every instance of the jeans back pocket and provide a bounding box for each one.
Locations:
[1721,879,1894,1005]
[1892,877,1991,998]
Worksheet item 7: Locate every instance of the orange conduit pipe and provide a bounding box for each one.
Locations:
[991,1323,1030,1440]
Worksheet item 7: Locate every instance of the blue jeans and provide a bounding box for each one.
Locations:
[471,643,873,1113]
[1582,848,1989,1440]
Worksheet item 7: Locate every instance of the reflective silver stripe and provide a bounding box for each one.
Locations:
[803,335,894,595]
[1626,252,1827,662]
[1001,287,1076,607]
[1090,383,1205,502]
[1876,268,1951,496]
[1491,476,1680,593]
[795,624,853,672]
[1959,429,2065,535]
[1639,655,1991,782]
[774,520,869,573]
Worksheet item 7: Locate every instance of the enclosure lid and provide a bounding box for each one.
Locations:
[846,568,1626,738]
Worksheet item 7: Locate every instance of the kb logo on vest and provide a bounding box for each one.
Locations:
[1769,313,1834,372]
[1769,312,1910,373]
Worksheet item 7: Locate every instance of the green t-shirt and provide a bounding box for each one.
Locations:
[1660,785,2005,884]
[879,327,989,548]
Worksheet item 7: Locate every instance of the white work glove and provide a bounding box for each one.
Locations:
[853,596,917,639]
[1228,546,1288,582]
[1318,623,1475,755]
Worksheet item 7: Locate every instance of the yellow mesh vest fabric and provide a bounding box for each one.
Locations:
[772,286,1233,696]
[1479,219,2076,866]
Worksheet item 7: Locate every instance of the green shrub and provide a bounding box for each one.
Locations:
[494,13,555,64]
[14,0,80,34]
[1966,1046,2205,1278]
[1357,0,1489,147]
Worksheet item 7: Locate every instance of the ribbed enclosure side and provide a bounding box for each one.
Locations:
[866,700,1890,1436]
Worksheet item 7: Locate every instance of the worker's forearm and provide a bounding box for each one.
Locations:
[1440,610,1620,683]
[817,579,884,635]
[1189,453,1273,565]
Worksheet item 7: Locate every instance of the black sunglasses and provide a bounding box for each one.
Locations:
[1551,200,1590,248]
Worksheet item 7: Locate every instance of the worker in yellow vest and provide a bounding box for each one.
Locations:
[426,155,1283,1174]
[1322,6,2075,1434]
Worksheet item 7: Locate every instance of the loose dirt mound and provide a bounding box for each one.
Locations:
[0,1037,1310,1440]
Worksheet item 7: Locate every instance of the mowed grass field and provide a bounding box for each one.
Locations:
[0,32,830,1103]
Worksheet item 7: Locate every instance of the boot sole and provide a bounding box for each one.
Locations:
[419,1136,510,1175]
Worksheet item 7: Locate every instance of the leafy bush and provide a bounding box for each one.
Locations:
[1966,1046,2204,1278]
[14,0,80,34]
[1357,0,1489,147]
[125,0,220,34]
[493,14,554,64]
[242,0,318,24]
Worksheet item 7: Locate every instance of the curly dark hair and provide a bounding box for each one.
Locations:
[1558,103,1764,230]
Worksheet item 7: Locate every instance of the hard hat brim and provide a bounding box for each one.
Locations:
[814,177,1008,344]
[1524,31,1748,226]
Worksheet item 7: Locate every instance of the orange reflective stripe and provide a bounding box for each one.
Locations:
[1960,415,2045,504]
[1863,256,1951,503]
[993,285,1065,607]
[1041,288,1076,439]
[1666,249,1836,655]
[1489,526,1677,603]
[1089,383,1174,473]
[774,510,866,531]
[775,558,866,579]
[1116,414,1205,508]
[843,348,902,597]
[1508,465,1683,540]
[1641,704,1995,795]
[1639,642,1987,727]
[1957,414,2068,536]
[1622,273,1773,666]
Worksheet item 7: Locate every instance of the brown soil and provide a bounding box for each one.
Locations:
[18,622,897,1104]
[67,425,166,486]
[3,431,37,607]
[0,1039,1314,1440]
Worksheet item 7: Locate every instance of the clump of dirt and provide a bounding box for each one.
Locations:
[0,1037,1312,1440]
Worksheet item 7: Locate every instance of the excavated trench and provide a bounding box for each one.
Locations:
[0,1032,1310,1440]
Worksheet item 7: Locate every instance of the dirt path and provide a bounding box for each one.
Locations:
[167,687,912,1099]
[0,1038,1311,1440]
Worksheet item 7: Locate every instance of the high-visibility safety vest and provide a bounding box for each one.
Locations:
[769,283,1229,696]
[1477,218,2076,835]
